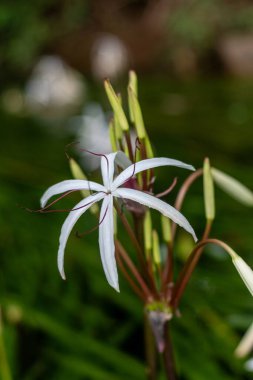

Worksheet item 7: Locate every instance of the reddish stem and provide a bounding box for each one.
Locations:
[124,130,134,162]
[116,241,153,301]
[171,169,203,240]
[115,247,146,301]
[171,234,227,310]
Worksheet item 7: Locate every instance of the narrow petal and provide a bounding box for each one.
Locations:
[41,180,105,208]
[112,157,195,190]
[101,152,131,189]
[58,192,105,279]
[114,188,197,242]
[99,194,119,291]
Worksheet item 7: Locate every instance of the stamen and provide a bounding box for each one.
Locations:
[156,177,178,198]
[37,200,96,213]
[25,190,78,213]
[65,141,80,160]
[75,203,109,238]
[26,193,99,214]
[130,137,141,179]
[79,146,110,183]
[65,141,110,179]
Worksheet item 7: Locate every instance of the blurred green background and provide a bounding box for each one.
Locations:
[0,1,253,379]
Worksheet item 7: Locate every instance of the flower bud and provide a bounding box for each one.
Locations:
[128,70,138,122]
[232,254,253,296]
[211,167,253,207]
[152,230,161,266]
[144,210,152,257]
[235,322,253,358]
[104,79,129,132]
[203,158,215,221]
[161,215,171,243]
[128,86,146,139]
[109,119,118,152]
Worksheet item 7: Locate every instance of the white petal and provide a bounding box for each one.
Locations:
[114,188,197,242]
[41,180,105,208]
[99,194,119,291]
[101,152,132,189]
[58,192,105,279]
[112,157,195,190]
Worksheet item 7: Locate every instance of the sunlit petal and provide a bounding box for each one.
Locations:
[99,194,119,291]
[114,188,197,242]
[112,157,195,190]
[58,192,105,280]
[41,179,105,208]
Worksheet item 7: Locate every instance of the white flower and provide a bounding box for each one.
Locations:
[41,152,197,291]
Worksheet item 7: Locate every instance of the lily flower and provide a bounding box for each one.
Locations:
[41,152,197,291]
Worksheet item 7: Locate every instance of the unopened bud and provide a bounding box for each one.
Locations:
[235,322,253,358]
[203,158,215,221]
[128,86,146,139]
[211,167,253,207]
[104,80,129,132]
[109,120,118,152]
[152,230,161,266]
[128,70,138,122]
[144,211,152,257]
[161,215,171,243]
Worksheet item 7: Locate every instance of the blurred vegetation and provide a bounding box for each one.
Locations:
[2,0,253,80]
[168,0,253,50]
[0,0,89,81]
[0,76,252,379]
